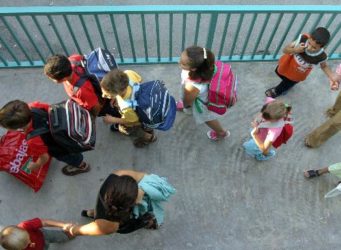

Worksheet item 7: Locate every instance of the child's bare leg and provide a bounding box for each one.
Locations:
[205,120,226,136]
[304,167,329,178]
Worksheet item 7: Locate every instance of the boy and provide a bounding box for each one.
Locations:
[0,100,90,176]
[265,27,338,98]
[43,54,120,120]
[0,218,73,250]
[100,69,156,148]
[305,64,341,147]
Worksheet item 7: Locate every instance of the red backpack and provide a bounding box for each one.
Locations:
[207,61,237,115]
[272,117,294,149]
[0,131,51,192]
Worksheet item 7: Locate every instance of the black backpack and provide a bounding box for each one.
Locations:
[30,100,96,154]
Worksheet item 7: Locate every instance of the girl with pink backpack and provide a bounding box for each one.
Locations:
[177,46,234,140]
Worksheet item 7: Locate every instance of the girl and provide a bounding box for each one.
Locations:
[178,45,229,140]
[65,169,175,236]
[243,98,290,161]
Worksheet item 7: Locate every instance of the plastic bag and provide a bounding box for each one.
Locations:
[324,183,341,198]
[0,131,51,192]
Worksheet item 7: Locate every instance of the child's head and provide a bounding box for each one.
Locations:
[100,69,129,98]
[44,55,72,83]
[102,174,138,223]
[308,27,330,51]
[0,226,31,250]
[0,100,31,130]
[261,100,287,121]
[179,45,215,82]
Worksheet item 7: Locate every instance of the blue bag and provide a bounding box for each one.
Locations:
[71,48,118,98]
[127,80,176,131]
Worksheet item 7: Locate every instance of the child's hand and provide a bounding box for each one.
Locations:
[103,115,116,124]
[27,162,41,171]
[329,80,339,91]
[294,43,306,53]
[63,224,76,239]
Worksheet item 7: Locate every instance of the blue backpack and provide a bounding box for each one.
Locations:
[125,80,176,131]
[71,48,118,98]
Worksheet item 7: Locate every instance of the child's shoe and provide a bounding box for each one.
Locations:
[207,130,230,141]
[176,100,184,111]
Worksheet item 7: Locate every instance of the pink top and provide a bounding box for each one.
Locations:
[255,97,284,143]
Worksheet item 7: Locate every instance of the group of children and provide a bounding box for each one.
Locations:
[1,26,341,249]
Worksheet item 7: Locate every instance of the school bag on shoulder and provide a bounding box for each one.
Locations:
[30,99,96,153]
[207,61,238,115]
[70,47,118,98]
[123,80,176,131]
[0,131,51,192]
[258,114,293,149]
[272,117,293,149]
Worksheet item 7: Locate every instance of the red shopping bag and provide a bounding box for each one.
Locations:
[0,131,51,192]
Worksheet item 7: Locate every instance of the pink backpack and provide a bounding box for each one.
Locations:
[207,61,237,115]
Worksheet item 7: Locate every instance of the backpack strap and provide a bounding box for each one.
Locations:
[27,109,50,140]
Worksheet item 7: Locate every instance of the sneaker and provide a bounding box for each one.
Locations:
[207,130,230,141]
[110,124,119,132]
[176,100,184,111]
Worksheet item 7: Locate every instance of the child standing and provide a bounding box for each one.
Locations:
[265,27,338,98]
[100,69,157,148]
[243,98,290,161]
[178,45,229,140]
[0,218,73,250]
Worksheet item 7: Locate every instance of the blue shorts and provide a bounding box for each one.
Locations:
[243,138,276,161]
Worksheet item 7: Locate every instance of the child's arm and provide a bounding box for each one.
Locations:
[283,41,306,55]
[28,153,49,171]
[251,128,272,155]
[41,219,73,229]
[183,82,200,107]
[320,62,340,89]
[103,115,139,126]
[67,220,119,236]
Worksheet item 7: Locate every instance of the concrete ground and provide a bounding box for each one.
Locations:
[1,60,341,250]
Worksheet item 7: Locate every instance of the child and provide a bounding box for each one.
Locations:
[305,63,341,147]
[44,54,120,119]
[243,98,290,161]
[65,169,175,236]
[0,218,73,250]
[265,27,338,98]
[0,100,90,176]
[178,45,229,140]
[100,69,157,148]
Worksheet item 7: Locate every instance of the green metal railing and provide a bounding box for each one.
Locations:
[0,5,340,68]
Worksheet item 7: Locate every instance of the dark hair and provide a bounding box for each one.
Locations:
[311,27,330,47]
[0,100,32,130]
[44,55,72,81]
[100,69,129,95]
[103,175,138,224]
[180,45,215,82]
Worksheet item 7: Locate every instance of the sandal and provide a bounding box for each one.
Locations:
[133,134,157,148]
[265,87,278,98]
[62,162,91,176]
[304,170,320,179]
[81,209,94,219]
[141,212,158,230]
[176,100,184,111]
[207,130,231,141]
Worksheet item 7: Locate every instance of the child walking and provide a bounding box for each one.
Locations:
[0,218,73,250]
[243,98,291,161]
[265,27,338,98]
[178,45,229,140]
[100,69,157,148]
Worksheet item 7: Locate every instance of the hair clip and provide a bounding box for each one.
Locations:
[203,48,207,59]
